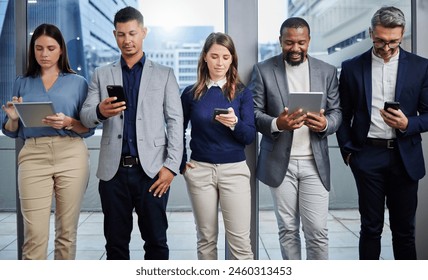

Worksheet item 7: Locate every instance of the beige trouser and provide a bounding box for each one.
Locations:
[17,136,89,260]
[184,160,253,260]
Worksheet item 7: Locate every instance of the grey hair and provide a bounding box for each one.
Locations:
[371,6,405,30]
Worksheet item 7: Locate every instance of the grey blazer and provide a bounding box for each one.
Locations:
[80,59,183,181]
[249,54,341,190]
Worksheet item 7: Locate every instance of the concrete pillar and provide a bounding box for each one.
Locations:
[225,0,259,259]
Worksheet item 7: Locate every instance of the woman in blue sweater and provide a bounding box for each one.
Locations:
[181,32,255,260]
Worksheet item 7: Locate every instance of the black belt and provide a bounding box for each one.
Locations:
[121,156,139,167]
[366,138,396,149]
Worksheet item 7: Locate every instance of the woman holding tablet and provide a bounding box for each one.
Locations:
[1,23,93,259]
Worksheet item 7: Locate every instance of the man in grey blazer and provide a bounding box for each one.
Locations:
[249,17,341,260]
[80,7,183,260]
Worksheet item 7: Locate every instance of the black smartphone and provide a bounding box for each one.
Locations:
[106,85,126,104]
[212,108,229,121]
[384,101,400,111]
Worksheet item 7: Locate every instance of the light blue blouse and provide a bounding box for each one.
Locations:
[2,73,94,139]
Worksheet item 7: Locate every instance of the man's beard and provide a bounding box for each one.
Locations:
[285,51,305,66]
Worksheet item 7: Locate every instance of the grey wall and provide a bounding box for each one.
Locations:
[225,0,259,258]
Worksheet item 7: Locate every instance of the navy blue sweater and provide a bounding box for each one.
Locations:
[180,84,256,173]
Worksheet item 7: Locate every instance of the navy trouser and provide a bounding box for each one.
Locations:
[99,164,169,260]
[350,144,418,260]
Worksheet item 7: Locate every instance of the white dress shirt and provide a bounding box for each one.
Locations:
[206,78,227,89]
[368,49,399,139]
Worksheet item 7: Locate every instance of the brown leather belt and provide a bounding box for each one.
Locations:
[121,156,139,167]
[366,138,396,149]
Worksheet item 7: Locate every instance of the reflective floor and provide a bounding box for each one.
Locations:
[0,209,394,260]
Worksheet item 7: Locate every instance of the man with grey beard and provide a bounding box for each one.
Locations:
[336,6,428,260]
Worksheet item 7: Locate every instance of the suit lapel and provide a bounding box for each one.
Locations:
[110,60,123,85]
[363,50,372,115]
[362,49,405,111]
[137,59,153,107]
[308,56,321,91]
[395,49,408,101]
[273,54,289,107]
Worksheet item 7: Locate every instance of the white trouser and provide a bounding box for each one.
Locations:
[270,158,329,260]
[184,160,253,260]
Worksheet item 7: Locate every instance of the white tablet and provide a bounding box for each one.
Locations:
[13,102,56,127]
[288,92,323,113]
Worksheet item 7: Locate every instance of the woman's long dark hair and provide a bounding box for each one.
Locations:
[193,32,243,101]
[25,23,75,77]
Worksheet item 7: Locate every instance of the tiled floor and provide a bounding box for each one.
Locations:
[0,209,394,260]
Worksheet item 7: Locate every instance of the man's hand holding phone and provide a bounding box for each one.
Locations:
[380,101,408,131]
[99,85,127,118]
[384,101,400,112]
[107,85,127,104]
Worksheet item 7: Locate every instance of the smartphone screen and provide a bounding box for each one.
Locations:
[212,108,229,122]
[106,85,126,104]
[384,101,400,111]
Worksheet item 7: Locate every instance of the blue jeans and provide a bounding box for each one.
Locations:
[99,164,169,260]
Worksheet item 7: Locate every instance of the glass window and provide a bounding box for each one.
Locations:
[0,0,17,211]
[0,0,16,122]
[258,0,412,68]
[258,0,288,61]
[0,0,415,213]
[26,0,139,82]
[141,0,224,92]
[0,0,223,108]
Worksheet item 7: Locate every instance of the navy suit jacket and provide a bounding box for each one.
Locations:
[336,47,428,181]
